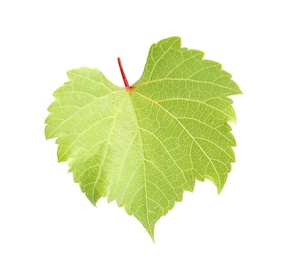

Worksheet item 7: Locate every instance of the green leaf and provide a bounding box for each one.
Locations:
[45,36,242,241]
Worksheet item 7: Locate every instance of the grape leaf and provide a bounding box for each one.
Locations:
[45,36,241,241]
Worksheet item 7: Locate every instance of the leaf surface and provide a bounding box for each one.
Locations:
[45,37,241,240]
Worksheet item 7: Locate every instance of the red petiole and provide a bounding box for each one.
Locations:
[117,58,133,91]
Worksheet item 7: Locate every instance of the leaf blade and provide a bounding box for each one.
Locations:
[45,36,241,240]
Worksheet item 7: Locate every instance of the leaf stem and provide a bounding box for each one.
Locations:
[117,57,133,91]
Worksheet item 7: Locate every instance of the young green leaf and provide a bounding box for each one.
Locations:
[45,36,241,241]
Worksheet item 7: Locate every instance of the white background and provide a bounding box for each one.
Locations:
[1,0,283,259]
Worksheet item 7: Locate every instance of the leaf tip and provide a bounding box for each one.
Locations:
[146,227,156,243]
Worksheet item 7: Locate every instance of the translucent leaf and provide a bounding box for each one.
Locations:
[45,37,242,241]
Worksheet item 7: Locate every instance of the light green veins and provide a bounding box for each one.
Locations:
[45,36,242,241]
